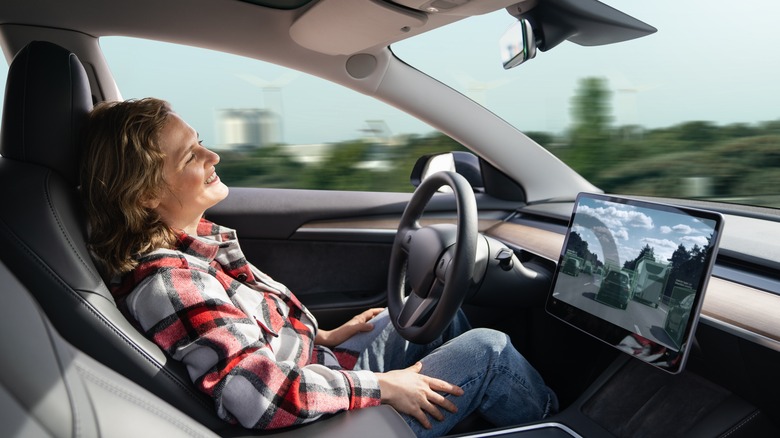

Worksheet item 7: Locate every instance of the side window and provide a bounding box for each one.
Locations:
[100,37,461,192]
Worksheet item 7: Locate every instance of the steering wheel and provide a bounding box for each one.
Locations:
[387,171,478,344]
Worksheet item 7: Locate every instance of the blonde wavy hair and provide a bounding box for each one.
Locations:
[80,98,178,278]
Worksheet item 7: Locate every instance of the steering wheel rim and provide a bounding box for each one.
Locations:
[387,171,478,344]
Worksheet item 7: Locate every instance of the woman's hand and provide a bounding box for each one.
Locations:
[315,307,384,347]
[376,362,464,429]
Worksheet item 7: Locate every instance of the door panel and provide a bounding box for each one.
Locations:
[206,187,413,240]
[206,187,519,327]
[206,188,412,327]
[240,238,392,329]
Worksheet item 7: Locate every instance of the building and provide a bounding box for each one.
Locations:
[215,108,281,150]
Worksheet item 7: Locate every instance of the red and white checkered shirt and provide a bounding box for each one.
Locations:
[111,219,381,429]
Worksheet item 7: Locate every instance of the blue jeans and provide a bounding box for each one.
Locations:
[345,310,558,437]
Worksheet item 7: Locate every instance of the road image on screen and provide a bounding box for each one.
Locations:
[548,194,722,372]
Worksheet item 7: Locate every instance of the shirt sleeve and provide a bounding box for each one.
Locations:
[125,266,381,429]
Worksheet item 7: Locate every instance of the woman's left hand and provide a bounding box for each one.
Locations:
[315,307,385,347]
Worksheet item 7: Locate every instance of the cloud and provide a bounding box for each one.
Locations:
[579,204,654,231]
[625,211,654,229]
[671,224,694,234]
[641,237,679,261]
[613,228,629,241]
[682,235,710,247]
[642,237,678,249]
[660,224,694,235]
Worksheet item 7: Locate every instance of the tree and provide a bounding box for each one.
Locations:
[566,231,601,268]
[217,146,304,188]
[624,244,655,270]
[669,244,691,269]
[300,140,373,190]
[567,77,613,181]
[675,121,720,148]
[524,131,556,149]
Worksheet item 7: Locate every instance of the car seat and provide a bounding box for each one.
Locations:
[0,40,412,438]
[0,40,233,431]
[0,259,219,438]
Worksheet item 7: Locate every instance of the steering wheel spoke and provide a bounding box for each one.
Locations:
[397,293,438,329]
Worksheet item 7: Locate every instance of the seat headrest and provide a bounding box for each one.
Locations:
[0,41,93,186]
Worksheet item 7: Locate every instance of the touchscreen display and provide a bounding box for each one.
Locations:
[546,193,723,373]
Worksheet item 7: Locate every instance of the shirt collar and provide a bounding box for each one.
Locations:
[177,218,238,263]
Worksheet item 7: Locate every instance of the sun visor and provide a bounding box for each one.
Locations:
[290,0,427,55]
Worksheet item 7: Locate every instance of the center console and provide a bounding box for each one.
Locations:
[452,355,769,438]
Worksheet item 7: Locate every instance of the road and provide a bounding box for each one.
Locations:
[552,271,681,350]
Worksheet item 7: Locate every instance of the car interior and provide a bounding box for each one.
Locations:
[1,1,780,437]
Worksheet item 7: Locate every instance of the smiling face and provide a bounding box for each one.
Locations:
[148,113,229,234]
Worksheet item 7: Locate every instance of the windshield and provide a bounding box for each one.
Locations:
[393,1,780,209]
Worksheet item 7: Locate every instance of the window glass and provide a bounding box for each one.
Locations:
[100,37,464,192]
[393,1,780,208]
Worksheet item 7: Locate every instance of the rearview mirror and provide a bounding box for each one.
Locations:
[500,19,537,69]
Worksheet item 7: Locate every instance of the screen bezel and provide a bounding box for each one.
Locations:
[545,193,723,374]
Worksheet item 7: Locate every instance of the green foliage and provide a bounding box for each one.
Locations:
[623,244,655,270]
[566,77,613,180]
[567,231,601,268]
[216,132,468,193]
[299,141,371,190]
[675,121,720,145]
[214,76,780,208]
[550,76,780,206]
[666,241,709,296]
[595,134,780,200]
[524,131,556,148]
[217,145,305,188]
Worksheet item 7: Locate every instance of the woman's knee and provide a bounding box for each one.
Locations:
[459,328,516,362]
[426,327,521,371]
[468,327,510,347]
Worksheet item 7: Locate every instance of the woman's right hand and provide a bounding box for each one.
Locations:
[376,362,464,429]
[315,307,384,347]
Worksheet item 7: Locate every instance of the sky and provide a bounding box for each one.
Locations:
[1,1,778,146]
[571,197,718,267]
[394,0,780,135]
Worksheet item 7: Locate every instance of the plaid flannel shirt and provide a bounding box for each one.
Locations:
[111,219,381,429]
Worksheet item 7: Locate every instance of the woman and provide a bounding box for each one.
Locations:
[80,97,557,437]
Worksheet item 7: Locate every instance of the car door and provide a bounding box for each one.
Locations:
[207,187,408,328]
[207,185,521,328]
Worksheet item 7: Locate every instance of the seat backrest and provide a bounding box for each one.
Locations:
[0,260,219,438]
[0,41,230,432]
